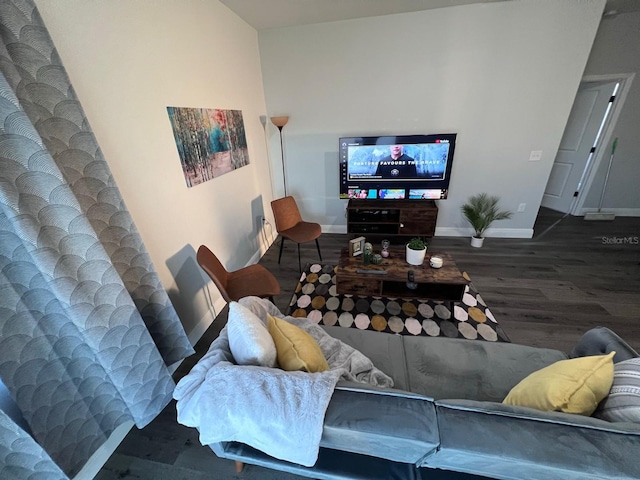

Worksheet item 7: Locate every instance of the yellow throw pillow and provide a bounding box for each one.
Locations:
[503,352,615,416]
[267,314,329,373]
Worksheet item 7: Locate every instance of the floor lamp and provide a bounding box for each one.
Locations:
[270,116,289,197]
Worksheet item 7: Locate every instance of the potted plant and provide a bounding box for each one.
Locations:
[461,193,513,248]
[406,237,427,265]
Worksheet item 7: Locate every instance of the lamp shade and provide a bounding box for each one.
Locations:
[270,116,289,128]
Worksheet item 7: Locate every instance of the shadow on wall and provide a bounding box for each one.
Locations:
[251,194,277,255]
[165,244,214,336]
[164,196,273,340]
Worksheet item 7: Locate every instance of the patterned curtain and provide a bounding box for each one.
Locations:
[0,409,67,480]
[0,0,194,476]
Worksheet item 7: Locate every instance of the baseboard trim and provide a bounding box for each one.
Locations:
[248,249,262,264]
[435,227,534,239]
[322,225,533,238]
[187,302,224,346]
[579,207,640,217]
[72,420,134,480]
[322,225,348,234]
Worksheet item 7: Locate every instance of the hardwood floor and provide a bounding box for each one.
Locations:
[262,208,640,353]
[96,208,640,479]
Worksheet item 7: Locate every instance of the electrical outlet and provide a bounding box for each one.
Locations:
[529,150,543,162]
[518,203,526,213]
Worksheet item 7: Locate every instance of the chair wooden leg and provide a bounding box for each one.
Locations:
[297,243,301,272]
[278,237,285,264]
[235,461,244,473]
[315,238,322,262]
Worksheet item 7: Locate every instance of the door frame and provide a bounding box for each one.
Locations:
[572,72,635,215]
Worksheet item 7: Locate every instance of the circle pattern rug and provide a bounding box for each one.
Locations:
[286,264,510,343]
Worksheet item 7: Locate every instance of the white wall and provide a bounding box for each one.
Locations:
[35,0,275,341]
[259,0,606,237]
[582,12,640,214]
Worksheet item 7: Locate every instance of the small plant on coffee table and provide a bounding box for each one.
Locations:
[407,237,427,251]
[406,237,428,266]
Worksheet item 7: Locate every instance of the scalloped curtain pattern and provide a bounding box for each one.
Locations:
[0,1,194,476]
[0,409,67,480]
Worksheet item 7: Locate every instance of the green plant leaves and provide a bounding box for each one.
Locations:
[461,193,513,237]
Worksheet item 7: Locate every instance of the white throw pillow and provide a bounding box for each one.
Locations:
[227,301,277,367]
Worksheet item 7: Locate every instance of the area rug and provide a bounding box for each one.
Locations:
[286,264,510,343]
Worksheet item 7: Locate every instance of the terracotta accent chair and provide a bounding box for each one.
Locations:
[270,196,322,271]
[196,245,280,303]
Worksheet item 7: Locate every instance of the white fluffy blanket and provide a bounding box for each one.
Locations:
[173,296,393,467]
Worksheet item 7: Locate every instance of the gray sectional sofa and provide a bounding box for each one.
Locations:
[188,299,640,480]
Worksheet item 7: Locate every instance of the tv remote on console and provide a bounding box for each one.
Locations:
[356,269,387,275]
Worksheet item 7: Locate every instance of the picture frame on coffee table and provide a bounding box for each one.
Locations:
[349,236,365,256]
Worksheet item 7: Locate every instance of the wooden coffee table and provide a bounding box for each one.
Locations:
[336,247,469,309]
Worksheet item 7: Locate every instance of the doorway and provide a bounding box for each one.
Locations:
[541,74,633,215]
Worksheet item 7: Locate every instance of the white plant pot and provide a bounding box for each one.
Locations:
[470,236,485,248]
[406,245,427,265]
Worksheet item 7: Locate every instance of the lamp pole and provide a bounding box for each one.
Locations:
[270,116,289,197]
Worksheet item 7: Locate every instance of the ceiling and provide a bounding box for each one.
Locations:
[219,0,640,30]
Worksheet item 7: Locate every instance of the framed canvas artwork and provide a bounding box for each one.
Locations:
[167,107,250,188]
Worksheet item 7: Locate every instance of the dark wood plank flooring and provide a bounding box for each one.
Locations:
[261,208,640,353]
[97,208,640,479]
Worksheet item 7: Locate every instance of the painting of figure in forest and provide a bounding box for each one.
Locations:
[167,107,250,187]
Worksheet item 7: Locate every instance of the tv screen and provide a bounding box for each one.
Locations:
[339,133,457,199]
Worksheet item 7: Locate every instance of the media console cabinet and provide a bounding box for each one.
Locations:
[346,199,437,241]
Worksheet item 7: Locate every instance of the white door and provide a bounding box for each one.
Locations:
[542,81,618,213]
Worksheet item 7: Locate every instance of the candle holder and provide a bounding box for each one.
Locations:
[381,239,390,257]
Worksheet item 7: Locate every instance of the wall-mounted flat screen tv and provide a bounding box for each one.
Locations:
[339,133,457,200]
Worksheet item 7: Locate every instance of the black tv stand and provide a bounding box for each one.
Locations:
[346,199,437,241]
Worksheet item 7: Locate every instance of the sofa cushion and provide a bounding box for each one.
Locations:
[321,381,439,464]
[430,399,640,480]
[268,314,329,372]
[403,335,568,401]
[227,301,277,367]
[595,357,640,423]
[503,352,615,415]
[321,326,409,390]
